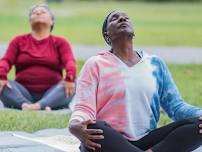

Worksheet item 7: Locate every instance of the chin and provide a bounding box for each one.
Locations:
[32,21,48,26]
[119,29,133,36]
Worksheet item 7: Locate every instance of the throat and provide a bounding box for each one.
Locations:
[32,28,50,40]
[113,51,141,67]
[32,32,50,40]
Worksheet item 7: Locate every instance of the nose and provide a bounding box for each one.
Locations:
[35,10,43,15]
[119,16,127,23]
[36,11,41,15]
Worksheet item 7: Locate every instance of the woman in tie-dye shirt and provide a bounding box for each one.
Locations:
[69,11,202,152]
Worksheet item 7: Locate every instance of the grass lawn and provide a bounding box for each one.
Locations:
[0,0,202,46]
[0,62,202,131]
[0,110,69,132]
[0,0,202,132]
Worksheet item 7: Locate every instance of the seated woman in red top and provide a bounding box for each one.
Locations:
[0,4,76,111]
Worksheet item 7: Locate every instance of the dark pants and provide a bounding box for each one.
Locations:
[0,80,73,110]
[81,118,202,152]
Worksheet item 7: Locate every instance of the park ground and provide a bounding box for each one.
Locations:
[0,0,202,132]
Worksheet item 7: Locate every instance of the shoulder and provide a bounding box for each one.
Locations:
[143,51,167,69]
[139,50,169,74]
[7,34,31,48]
[50,35,71,44]
[81,51,110,70]
[88,51,113,64]
[82,56,100,68]
[10,33,31,43]
[145,53,171,79]
[151,55,166,67]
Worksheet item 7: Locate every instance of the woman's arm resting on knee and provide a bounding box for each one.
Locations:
[157,57,202,120]
[62,80,75,97]
[69,119,104,151]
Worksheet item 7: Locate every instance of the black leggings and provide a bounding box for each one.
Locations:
[80,118,202,152]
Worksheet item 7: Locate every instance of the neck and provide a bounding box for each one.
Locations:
[111,36,140,66]
[31,25,50,40]
[112,36,134,58]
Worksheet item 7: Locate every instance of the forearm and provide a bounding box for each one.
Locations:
[174,103,202,120]
[0,60,11,80]
[65,60,76,82]
[163,100,202,121]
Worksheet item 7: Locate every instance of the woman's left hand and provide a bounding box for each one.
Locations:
[63,81,75,97]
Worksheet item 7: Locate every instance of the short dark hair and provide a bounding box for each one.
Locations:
[102,11,116,46]
[29,4,55,32]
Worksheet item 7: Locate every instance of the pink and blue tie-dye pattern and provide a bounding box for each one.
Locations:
[70,50,202,141]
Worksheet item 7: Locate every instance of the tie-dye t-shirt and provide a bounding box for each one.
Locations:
[70,50,202,141]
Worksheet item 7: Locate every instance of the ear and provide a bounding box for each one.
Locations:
[104,32,112,46]
[104,31,108,37]
[50,20,54,32]
[132,32,135,38]
[50,20,54,26]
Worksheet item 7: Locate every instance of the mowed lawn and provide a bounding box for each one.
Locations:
[0,0,202,132]
[0,0,202,46]
[0,62,202,131]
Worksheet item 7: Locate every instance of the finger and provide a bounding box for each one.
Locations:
[199,116,202,121]
[69,88,74,96]
[65,89,70,97]
[200,129,202,134]
[68,91,72,97]
[86,129,103,134]
[86,140,101,149]
[199,124,202,128]
[86,145,95,151]
[88,134,104,140]
[69,88,73,96]
[83,140,95,150]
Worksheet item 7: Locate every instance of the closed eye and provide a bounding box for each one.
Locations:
[32,10,47,15]
[110,16,118,22]
[110,14,119,22]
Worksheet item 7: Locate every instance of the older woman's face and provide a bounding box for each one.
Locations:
[30,6,53,28]
[106,11,134,41]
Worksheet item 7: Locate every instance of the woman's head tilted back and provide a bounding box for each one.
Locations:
[102,11,134,46]
[29,4,55,32]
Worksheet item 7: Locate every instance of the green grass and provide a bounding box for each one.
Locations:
[169,64,202,107]
[0,62,202,131]
[0,1,202,46]
[0,110,69,132]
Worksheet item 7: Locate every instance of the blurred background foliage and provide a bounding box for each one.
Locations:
[0,0,202,46]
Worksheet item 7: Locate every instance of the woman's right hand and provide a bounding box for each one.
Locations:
[69,119,104,151]
[0,80,12,93]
